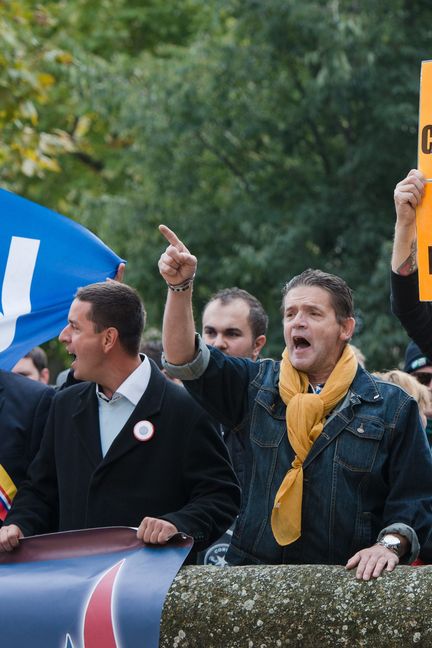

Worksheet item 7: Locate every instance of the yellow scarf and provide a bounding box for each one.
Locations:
[271,344,357,546]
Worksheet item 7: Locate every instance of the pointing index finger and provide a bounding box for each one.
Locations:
[159,224,184,251]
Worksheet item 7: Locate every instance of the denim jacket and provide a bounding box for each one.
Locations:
[163,337,432,565]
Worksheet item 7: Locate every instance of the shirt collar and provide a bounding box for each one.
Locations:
[309,383,324,394]
[96,355,151,406]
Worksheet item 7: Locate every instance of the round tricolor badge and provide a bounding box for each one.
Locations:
[133,420,154,442]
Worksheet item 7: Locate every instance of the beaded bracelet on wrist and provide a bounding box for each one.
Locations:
[166,273,195,292]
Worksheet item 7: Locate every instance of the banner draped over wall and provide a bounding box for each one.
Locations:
[0,526,192,648]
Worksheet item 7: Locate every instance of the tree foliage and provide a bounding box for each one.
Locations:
[3,0,432,369]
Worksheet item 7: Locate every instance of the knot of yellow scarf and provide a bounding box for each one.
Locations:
[271,344,357,546]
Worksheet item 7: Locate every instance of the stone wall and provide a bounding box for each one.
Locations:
[160,564,431,647]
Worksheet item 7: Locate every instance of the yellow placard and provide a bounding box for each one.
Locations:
[417,183,432,300]
[418,60,432,179]
[417,60,432,300]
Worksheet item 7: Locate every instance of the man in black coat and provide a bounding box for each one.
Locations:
[0,282,240,555]
[0,369,54,523]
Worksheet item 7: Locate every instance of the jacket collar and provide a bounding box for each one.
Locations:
[303,365,382,468]
[73,360,167,469]
[348,365,382,404]
[270,362,381,403]
[72,383,103,467]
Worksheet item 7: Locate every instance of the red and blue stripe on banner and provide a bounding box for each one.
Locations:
[0,526,192,647]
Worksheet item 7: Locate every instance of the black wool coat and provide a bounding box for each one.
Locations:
[0,370,54,497]
[6,362,240,552]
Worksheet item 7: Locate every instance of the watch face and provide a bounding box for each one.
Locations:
[383,534,400,547]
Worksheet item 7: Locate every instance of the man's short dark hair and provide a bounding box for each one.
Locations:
[25,346,48,373]
[205,287,268,339]
[282,269,354,322]
[75,282,146,356]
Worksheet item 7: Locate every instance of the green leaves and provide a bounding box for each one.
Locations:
[2,0,431,368]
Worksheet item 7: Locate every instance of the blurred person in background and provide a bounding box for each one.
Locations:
[202,288,267,361]
[403,341,432,444]
[0,369,54,524]
[12,347,50,384]
[195,287,268,565]
[374,368,431,430]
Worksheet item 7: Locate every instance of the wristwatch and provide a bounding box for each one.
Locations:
[377,534,401,556]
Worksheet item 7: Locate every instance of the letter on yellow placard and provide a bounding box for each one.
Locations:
[417,60,432,300]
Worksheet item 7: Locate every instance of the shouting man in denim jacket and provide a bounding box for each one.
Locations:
[158,225,432,580]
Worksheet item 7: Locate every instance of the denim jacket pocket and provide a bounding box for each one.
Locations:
[250,410,286,447]
[334,418,384,472]
[251,391,286,447]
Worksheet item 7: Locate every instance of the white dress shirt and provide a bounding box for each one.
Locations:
[96,355,151,457]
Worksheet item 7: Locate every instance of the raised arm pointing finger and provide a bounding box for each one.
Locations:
[159,224,197,365]
[158,224,197,287]
[159,224,189,252]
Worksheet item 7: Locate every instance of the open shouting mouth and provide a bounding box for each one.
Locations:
[293,336,311,350]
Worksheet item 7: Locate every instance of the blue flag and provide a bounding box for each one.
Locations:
[0,527,193,647]
[0,189,124,370]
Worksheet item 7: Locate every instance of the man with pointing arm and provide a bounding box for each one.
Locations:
[158,224,432,579]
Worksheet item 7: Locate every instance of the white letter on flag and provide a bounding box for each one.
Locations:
[0,236,40,352]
